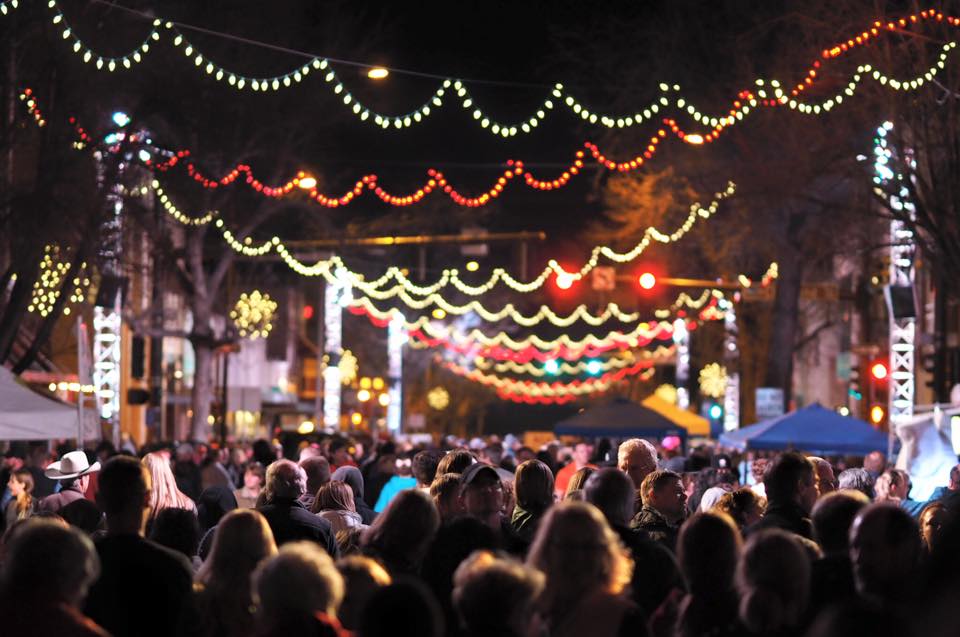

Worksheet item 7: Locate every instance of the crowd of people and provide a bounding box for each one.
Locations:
[2,433,960,637]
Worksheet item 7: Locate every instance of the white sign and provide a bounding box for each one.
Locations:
[755,387,785,422]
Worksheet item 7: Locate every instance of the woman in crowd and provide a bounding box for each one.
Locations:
[142,452,196,526]
[527,501,641,637]
[563,466,596,501]
[4,468,35,531]
[713,487,766,531]
[362,489,439,578]
[675,512,744,637]
[510,459,555,547]
[335,555,391,631]
[312,480,366,538]
[332,466,377,525]
[195,509,278,637]
[233,462,264,509]
[920,501,947,554]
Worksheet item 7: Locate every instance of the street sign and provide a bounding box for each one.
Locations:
[755,387,785,421]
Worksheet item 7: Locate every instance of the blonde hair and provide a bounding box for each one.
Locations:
[254,541,345,621]
[313,480,355,514]
[527,501,633,620]
[142,452,195,519]
[197,509,278,588]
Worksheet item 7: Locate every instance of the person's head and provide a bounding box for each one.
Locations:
[515,446,536,463]
[429,473,464,521]
[299,456,331,498]
[514,459,554,514]
[640,470,686,521]
[453,551,545,637]
[142,451,191,516]
[736,529,811,635]
[919,501,947,553]
[849,503,921,603]
[949,464,960,491]
[808,457,837,496]
[863,451,886,476]
[481,443,504,466]
[750,457,769,484]
[699,486,732,512]
[563,466,596,500]
[713,487,766,529]
[335,555,391,631]
[436,449,475,476]
[243,462,265,491]
[571,441,593,467]
[327,437,354,467]
[837,467,875,500]
[412,450,443,488]
[763,452,817,513]
[617,438,658,488]
[357,580,444,637]
[874,468,909,502]
[331,466,365,503]
[7,468,33,501]
[527,501,632,614]
[97,455,151,534]
[198,509,277,590]
[197,486,238,532]
[254,541,344,631]
[149,507,200,560]
[679,512,742,595]
[363,489,440,565]
[811,490,870,557]
[583,468,635,527]
[459,464,504,524]
[0,519,100,607]
[264,459,307,501]
[314,480,355,514]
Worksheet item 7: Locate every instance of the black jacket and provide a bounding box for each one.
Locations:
[630,505,680,553]
[747,501,814,540]
[257,498,340,557]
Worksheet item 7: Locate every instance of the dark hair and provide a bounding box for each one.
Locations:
[149,507,200,559]
[60,498,104,535]
[300,456,332,494]
[763,452,814,505]
[679,512,741,595]
[97,456,149,516]
[714,488,766,529]
[358,580,444,637]
[412,450,444,487]
[811,491,869,555]
[583,468,634,526]
[244,461,266,483]
[436,450,475,476]
[640,469,682,505]
[515,460,554,513]
[837,468,875,500]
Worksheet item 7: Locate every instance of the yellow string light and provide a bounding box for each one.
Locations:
[151,180,217,225]
[442,359,656,398]
[472,345,674,376]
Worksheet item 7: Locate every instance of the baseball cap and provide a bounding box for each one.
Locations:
[459,463,501,487]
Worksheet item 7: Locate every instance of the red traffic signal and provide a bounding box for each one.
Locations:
[638,272,657,290]
[870,361,888,381]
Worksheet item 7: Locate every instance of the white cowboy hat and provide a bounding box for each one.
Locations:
[45,450,101,480]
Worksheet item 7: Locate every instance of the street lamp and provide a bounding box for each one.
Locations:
[367,67,389,80]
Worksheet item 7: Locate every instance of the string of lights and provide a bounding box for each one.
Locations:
[29,1,960,139]
[473,344,675,377]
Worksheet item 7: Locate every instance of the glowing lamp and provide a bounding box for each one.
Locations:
[298,175,317,190]
[351,412,363,426]
[466,261,479,272]
[586,360,602,375]
[684,134,704,145]
[870,405,885,424]
[302,305,314,320]
[709,403,723,419]
[432,308,447,320]
[544,359,560,375]
[357,389,371,402]
[378,393,390,407]
[871,362,888,380]
[111,111,130,127]
[297,420,315,435]
[638,272,657,290]
[555,272,575,290]
[367,67,389,80]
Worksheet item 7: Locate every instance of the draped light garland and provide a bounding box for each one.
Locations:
[473,344,675,377]
[25,1,960,138]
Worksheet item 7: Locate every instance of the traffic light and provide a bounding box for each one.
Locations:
[870,361,889,381]
[870,404,886,425]
[708,402,723,420]
[849,365,862,400]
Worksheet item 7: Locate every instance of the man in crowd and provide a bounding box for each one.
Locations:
[298,455,331,510]
[618,438,659,513]
[809,490,870,615]
[928,463,960,502]
[749,451,817,539]
[84,456,195,637]
[631,469,687,552]
[553,439,595,500]
[39,450,100,514]
[850,504,923,611]
[808,456,837,496]
[459,463,516,548]
[257,459,339,556]
[413,450,443,494]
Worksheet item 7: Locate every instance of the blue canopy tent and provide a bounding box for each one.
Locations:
[718,403,895,456]
[554,398,688,439]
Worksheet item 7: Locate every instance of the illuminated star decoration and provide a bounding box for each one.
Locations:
[338,349,358,386]
[427,386,450,411]
[231,290,277,339]
[654,383,678,405]
[699,363,728,398]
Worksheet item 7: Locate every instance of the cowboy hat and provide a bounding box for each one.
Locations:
[45,450,101,480]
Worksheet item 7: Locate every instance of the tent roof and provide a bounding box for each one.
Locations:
[0,366,79,441]
[641,395,711,436]
[555,398,687,438]
[718,403,892,456]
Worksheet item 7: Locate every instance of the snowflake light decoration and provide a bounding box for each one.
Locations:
[699,363,728,398]
[427,386,450,411]
[338,349,358,386]
[230,290,277,339]
[654,383,678,405]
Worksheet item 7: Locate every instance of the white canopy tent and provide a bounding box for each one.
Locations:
[0,366,85,441]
